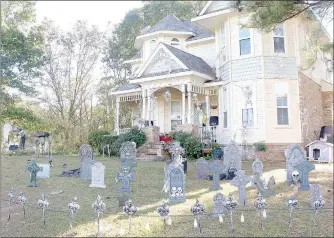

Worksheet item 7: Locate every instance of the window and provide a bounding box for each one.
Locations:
[273,24,285,53]
[220,24,226,62]
[223,88,228,128]
[171,100,181,131]
[171,38,180,47]
[239,27,251,55]
[242,108,253,127]
[276,82,289,125]
[149,39,158,56]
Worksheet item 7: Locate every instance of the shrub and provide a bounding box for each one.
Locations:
[88,130,111,151]
[110,127,146,156]
[254,141,267,151]
[170,131,193,147]
[183,137,203,160]
[100,135,119,154]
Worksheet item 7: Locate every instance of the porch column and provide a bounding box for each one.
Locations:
[147,88,151,123]
[187,83,192,124]
[142,89,146,120]
[115,97,120,135]
[181,84,186,124]
[205,94,210,128]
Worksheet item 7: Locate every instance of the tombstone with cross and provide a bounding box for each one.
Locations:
[120,141,137,181]
[212,193,225,218]
[230,170,252,205]
[26,160,43,187]
[295,160,315,190]
[209,159,224,190]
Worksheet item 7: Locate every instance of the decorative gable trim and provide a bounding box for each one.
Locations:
[199,1,213,16]
[136,43,188,78]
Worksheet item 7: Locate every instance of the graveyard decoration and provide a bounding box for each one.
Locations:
[286,196,299,228]
[313,196,325,225]
[212,147,223,159]
[223,141,242,177]
[294,160,315,190]
[230,170,252,205]
[224,194,237,233]
[168,140,186,173]
[169,167,186,204]
[252,157,264,176]
[254,193,267,231]
[34,132,52,158]
[157,201,171,233]
[38,194,49,230]
[226,166,237,180]
[191,199,205,233]
[252,161,276,197]
[37,163,50,179]
[60,168,80,178]
[123,199,137,233]
[79,144,94,180]
[285,144,306,185]
[291,170,300,185]
[89,162,106,188]
[116,166,135,206]
[196,158,209,180]
[8,187,14,221]
[310,184,322,208]
[18,192,27,224]
[212,193,225,220]
[120,141,137,181]
[209,159,224,190]
[26,160,42,187]
[92,195,106,235]
[68,197,80,229]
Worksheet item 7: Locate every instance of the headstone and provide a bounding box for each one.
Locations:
[252,173,276,197]
[37,164,50,178]
[116,167,134,194]
[252,157,263,176]
[212,193,225,218]
[295,160,315,190]
[209,159,224,190]
[285,144,306,185]
[169,167,186,203]
[79,144,94,180]
[120,142,137,181]
[310,184,322,208]
[230,170,252,205]
[89,162,106,188]
[223,141,242,174]
[196,158,209,180]
[26,160,42,187]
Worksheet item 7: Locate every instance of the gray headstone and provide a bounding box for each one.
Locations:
[252,158,263,176]
[223,141,242,174]
[310,184,322,208]
[295,160,315,190]
[116,167,134,194]
[169,167,186,204]
[37,164,50,178]
[79,144,94,180]
[212,193,225,218]
[120,142,137,181]
[196,158,209,180]
[230,170,252,205]
[89,162,106,188]
[285,144,306,185]
[209,160,224,191]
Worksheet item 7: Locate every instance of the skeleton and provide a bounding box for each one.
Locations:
[292,170,300,185]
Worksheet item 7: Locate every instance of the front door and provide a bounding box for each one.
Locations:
[171,100,181,131]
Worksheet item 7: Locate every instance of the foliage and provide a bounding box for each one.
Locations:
[110,127,146,156]
[254,141,267,152]
[170,131,203,160]
[100,135,119,154]
[88,130,111,151]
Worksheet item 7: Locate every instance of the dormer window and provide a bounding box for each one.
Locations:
[239,27,251,56]
[149,39,158,56]
[171,38,180,48]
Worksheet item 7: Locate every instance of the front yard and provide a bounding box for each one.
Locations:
[1,155,333,237]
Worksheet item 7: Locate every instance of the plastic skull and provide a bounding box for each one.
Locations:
[292,170,300,183]
[171,187,177,197]
[177,187,183,197]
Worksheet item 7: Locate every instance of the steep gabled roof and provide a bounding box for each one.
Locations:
[163,43,215,77]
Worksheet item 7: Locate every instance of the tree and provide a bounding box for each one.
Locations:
[38,20,105,149]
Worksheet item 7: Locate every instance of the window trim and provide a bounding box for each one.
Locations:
[242,108,254,128]
[220,23,227,63]
[171,99,182,131]
[275,82,290,126]
[222,87,228,129]
[171,38,180,47]
[272,23,287,55]
[238,26,253,58]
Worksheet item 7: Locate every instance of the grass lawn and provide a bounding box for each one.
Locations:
[1,155,333,237]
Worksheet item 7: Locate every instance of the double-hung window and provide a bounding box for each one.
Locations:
[220,24,226,63]
[273,24,285,53]
[276,82,289,125]
[223,88,228,128]
[242,108,253,127]
[239,27,251,56]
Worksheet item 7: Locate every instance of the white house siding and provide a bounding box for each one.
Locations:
[263,57,298,79]
[264,78,302,143]
[187,41,216,68]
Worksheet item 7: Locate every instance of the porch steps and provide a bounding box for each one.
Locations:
[137,141,166,161]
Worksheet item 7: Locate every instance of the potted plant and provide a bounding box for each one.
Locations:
[254,141,267,160]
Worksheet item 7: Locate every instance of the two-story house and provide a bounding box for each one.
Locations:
[110,1,333,160]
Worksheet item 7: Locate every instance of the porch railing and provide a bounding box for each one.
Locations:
[198,126,218,146]
[119,128,131,135]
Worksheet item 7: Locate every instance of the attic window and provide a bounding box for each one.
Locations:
[171,38,180,47]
